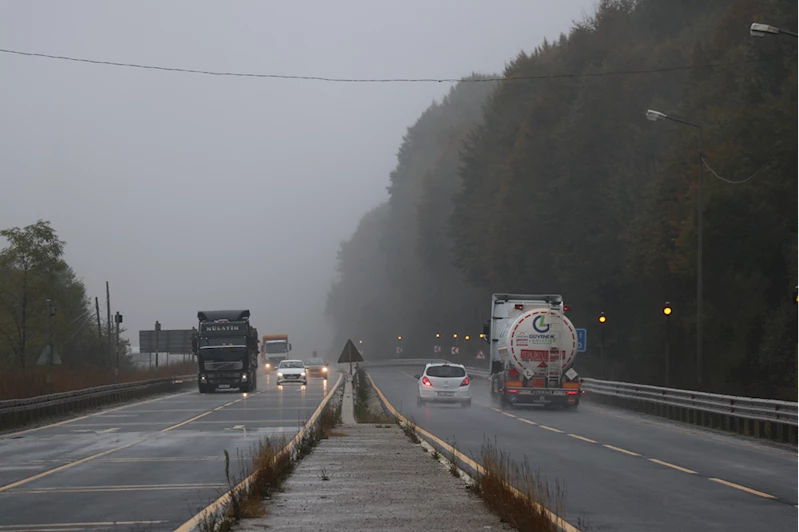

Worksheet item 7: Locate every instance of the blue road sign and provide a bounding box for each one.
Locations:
[576,328,587,352]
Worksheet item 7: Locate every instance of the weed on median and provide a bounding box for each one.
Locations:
[197,395,342,532]
[353,367,394,423]
[476,439,566,532]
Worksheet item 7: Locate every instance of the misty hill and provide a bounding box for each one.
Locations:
[326,0,797,399]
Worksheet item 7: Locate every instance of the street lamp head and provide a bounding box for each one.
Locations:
[359,340,363,344]
[465,335,470,340]
[646,109,668,122]
[453,333,458,338]
[436,333,440,338]
[663,302,673,316]
[397,336,402,341]
[479,333,485,339]
[598,312,607,324]
[750,23,779,37]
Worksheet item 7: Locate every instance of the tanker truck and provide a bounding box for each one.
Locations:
[484,294,581,409]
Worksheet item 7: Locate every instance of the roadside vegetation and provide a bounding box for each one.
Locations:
[0,220,163,400]
[0,361,196,400]
[198,393,341,532]
[353,367,394,423]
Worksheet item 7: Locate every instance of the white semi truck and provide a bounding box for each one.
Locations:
[484,293,582,409]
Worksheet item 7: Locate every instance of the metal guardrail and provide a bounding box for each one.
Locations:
[358,358,448,368]
[581,377,798,426]
[0,374,196,415]
[0,374,197,432]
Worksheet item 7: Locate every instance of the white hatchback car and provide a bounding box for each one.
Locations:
[276,359,307,385]
[416,362,471,407]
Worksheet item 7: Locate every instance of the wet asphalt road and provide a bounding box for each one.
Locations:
[369,367,797,532]
[0,371,332,531]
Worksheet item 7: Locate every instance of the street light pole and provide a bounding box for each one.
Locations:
[646,109,704,385]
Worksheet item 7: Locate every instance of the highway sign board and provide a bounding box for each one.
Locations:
[576,328,587,352]
[451,346,459,355]
[476,350,485,360]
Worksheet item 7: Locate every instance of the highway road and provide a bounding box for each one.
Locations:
[0,370,333,531]
[369,367,797,532]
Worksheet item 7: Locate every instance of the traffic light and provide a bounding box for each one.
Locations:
[663,302,673,316]
[598,312,606,324]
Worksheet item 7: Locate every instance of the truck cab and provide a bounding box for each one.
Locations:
[262,334,292,372]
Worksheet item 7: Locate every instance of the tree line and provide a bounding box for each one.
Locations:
[0,220,131,371]
[325,0,797,399]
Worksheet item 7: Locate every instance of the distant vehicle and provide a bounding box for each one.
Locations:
[415,362,471,407]
[486,294,581,409]
[304,358,329,379]
[276,359,307,385]
[193,310,259,393]
[262,334,292,371]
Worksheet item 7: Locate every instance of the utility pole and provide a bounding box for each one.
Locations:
[598,312,607,379]
[155,321,161,372]
[95,297,102,339]
[114,312,123,381]
[663,303,673,387]
[106,282,112,365]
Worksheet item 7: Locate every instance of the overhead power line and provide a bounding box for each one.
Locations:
[0,47,788,83]
[702,156,776,185]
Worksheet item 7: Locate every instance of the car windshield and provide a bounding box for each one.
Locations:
[426,366,466,378]
[279,361,304,369]
[306,360,324,366]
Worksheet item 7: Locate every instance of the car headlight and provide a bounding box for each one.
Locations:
[241,373,248,381]
[322,367,328,372]
[301,372,306,377]
[266,363,271,369]
[277,372,283,377]
[200,374,207,383]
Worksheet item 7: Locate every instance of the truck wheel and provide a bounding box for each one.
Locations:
[207,385,216,393]
[198,382,207,394]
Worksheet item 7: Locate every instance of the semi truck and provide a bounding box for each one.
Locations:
[261,334,291,371]
[192,310,259,393]
[484,294,581,409]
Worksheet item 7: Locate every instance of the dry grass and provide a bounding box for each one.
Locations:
[477,439,566,532]
[199,398,342,532]
[353,369,394,424]
[0,362,196,400]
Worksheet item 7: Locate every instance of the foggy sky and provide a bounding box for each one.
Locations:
[0,0,596,358]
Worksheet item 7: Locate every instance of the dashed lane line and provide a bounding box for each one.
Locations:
[491,408,788,504]
[0,392,259,493]
[568,434,597,443]
[648,459,697,474]
[709,478,777,499]
[602,444,642,457]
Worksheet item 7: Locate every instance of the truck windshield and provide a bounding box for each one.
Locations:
[265,342,288,354]
[201,337,246,347]
[198,347,247,361]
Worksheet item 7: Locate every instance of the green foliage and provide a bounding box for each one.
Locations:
[326,0,796,399]
[0,220,131,370]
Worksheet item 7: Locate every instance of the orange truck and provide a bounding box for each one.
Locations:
[261,334,291,371]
